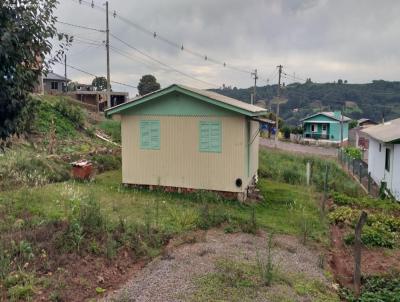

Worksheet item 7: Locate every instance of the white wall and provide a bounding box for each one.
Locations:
[368,138,385,184]
[368,138,400,201]
[392,145,400,200]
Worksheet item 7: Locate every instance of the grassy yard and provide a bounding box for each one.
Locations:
[1,146,357,301]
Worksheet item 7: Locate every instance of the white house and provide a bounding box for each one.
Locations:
[362,118,400,200]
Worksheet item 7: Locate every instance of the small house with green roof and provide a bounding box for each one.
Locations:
[105,84,268,201]
[301,111,351,145]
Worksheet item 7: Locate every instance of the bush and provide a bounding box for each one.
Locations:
[344,223,397,248]
[328,206,360,225]
[344,147,362,160]
[92,154,121,172]
[99,120,121,143]
[54,98,85,128]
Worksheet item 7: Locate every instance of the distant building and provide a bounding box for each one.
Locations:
[68,91,128,112]
[362,118,400,200]
[349,118,378,151]
[301,111,351,145]
[43,72,69,94]
[105,84,267,201]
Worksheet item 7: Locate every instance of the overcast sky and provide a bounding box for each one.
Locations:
[52,0,400,96]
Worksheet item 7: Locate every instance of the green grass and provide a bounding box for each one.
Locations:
[259,149,363,197]
[187,258,338,302]
[98,119,121,143]
[0,169,327,240]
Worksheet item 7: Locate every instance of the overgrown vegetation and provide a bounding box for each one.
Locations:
[98,119,121,143]
[344,147,362,160]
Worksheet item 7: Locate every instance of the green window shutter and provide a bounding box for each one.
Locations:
[199,121,221,153]
[140,120,160,150]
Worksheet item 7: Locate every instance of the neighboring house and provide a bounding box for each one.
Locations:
[349,118,378,151]
[68,91,128,111]
[105,84,268,201]
[362,118,400,201]
[43,72,69,94]
[301,111,351,145]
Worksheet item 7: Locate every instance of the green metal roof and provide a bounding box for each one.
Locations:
[105,84,268,117]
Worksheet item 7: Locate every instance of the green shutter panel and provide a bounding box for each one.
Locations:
[140,120,160,150]
[199,121,221,153]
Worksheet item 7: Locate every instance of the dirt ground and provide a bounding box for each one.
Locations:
[329,224,400,288]
[103,229,335,302]
[260,138,338,157]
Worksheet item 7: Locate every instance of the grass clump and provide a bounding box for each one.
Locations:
[99,119,121,143]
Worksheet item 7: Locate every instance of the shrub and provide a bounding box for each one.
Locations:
[344,147,362,160]
[256,233,274,286]
[344,223,397,248]
[54,98,85,128]
[99,120,121,143]
[92,154,121,172]
[328,206,360,225]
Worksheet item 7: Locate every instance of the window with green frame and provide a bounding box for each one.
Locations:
[199,121,221,153]
[140,120,160,150]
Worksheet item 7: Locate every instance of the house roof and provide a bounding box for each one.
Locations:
[358,118,377,125]
[361,118,400,143]
[300,111,351,122]
[105,84,268,117]
[44,71,70,82]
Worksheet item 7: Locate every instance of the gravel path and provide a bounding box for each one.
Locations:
[260,138,338,157]
[104,229,331,302]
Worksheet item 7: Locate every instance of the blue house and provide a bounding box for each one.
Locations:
[301,111,351,145]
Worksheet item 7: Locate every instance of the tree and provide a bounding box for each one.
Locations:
[92,76,108,91]
[67,81,79,91]
[0,0,70,140]
[137,75,161,96]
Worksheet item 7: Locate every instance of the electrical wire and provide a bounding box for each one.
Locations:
[68,0,257,76]
[57,62,137,89]
[56,20,105,32]
[110,33,218,88]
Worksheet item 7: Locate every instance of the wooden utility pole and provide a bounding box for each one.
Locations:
[251,69,258,105]
[275,65,283,146]
[105,1,111,108]
[64,54,67,92]
[354,211,368,298]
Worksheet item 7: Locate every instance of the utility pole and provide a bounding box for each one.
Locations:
[275,64,283,146]
[105,1,111,108]
[64,54,67,93]
[251,69,258,105]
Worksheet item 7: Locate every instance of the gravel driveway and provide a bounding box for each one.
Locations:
[260,138,338,157]
[104,229,333,302]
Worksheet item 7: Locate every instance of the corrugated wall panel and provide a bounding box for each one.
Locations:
[121,115,247,192]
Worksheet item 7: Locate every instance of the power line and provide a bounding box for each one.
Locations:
[110,33,218,88]
[68,0,259,77]
[57,62,137,89]
[56,20,105,32]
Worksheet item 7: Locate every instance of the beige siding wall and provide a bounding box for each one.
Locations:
[249,120,259,183]
[121,115,249,192]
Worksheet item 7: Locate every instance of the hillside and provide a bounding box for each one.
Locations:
[211,80,400,126]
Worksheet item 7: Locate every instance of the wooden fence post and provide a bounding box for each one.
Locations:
[306,161,311,186]
[354,211,368,298]
[359,163,362,183]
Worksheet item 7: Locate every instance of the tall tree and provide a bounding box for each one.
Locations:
[92,76,109,91]
[137,75,161,96]
[0,0,70,140]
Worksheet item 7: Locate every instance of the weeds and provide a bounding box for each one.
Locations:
[256,233,275,286]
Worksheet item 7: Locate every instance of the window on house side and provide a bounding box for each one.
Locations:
[379,144,382,152]
[385,148,390,172]
[51,81,58,90]
[140,120,160,150]
[322,124,327,131]
[199,121,221,153]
